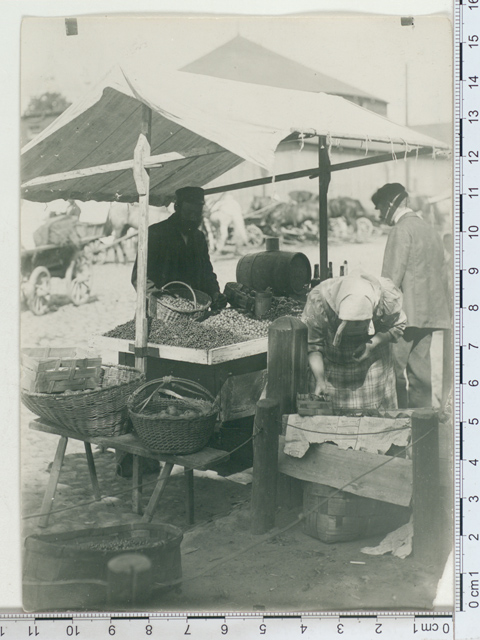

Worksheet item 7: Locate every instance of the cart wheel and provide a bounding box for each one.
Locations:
[66,253,92,306]
[246,224,264,247]
[26,266,51,315]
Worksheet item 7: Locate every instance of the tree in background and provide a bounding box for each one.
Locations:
[24,92,71,116]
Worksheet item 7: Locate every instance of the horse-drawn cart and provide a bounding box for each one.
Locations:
[21,242,93,315]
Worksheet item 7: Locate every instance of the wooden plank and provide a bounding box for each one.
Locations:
[22,147,226,188]
[207,337,268,365]
[29,420,229,469]
[96,334,267,366]
[278,440,412,507]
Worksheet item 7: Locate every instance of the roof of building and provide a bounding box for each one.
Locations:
[181,36,386,104]
[411,122,452,146]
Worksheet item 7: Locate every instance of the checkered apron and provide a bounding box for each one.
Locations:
[323,335,398,411]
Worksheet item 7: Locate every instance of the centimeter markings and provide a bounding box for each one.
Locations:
[0,612,456,639]
[0,8,470,640]
[458,0,480,635]
[455,6,463,619]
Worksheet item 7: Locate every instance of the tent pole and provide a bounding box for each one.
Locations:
[318,136,331,282]
[133,105,153,373]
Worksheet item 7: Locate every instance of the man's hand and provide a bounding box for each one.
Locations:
[210,291,228,311]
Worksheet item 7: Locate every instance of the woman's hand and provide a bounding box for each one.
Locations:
[352,332,391,362]
[308,351,327,395]
[352,341,375,362]
[314,378,327,396]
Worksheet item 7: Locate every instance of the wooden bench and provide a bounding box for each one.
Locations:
[29,419,229,528]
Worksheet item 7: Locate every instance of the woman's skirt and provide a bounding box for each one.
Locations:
[321,338,397,411]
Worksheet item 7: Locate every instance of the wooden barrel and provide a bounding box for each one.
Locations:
[236,250,311,296]
[23,523,183,611]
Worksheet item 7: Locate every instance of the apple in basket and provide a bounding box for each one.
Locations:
[181,409,200,419]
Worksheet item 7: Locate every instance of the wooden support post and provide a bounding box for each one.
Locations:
[251,398,281,534]
[318,136,331,282]
[107,553,152,608]
[84,442,101,501]
[185,469,195,525]
[39,436,68,528]
[412,409,440,564]
[133,104,152,374]
[266,316,308,416]
[142,462,174,523]
[132,455,143,515]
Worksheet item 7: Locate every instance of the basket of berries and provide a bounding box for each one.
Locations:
[151,281,211,324]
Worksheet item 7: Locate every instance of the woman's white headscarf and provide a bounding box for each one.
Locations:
[325,274,382,347]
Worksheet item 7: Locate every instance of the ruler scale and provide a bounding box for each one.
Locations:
[2,4,475,638]
[457,0,480,638]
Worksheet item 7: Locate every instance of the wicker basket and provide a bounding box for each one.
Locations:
[128,377,218,454]
[152,281,211,324]
[21,365,145,437]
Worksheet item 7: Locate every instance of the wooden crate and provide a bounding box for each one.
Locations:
[21,348,102,393]
[303,482,410,543]
[296,393,333,416]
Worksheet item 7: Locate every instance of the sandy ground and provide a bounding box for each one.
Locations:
[20,238,453,613]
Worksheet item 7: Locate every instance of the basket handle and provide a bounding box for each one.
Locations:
[160,281,198,309]
[129,377,217,412]
[165,377,217,404]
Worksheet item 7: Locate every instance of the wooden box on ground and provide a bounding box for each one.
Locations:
[303,482,410,543]
[21,347,102,393]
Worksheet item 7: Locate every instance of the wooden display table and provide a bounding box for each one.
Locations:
[30,419,229,528]
[94,336,268,422]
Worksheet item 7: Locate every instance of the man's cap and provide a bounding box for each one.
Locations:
[175,186,205,205]
[371,183,407,207]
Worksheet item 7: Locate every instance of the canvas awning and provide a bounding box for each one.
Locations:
[21,55,448,206]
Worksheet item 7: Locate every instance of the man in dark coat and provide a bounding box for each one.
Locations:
[372,183,451,408]
[131,186,227,309]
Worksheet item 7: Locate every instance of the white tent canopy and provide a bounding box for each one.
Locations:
[21,53,448,206]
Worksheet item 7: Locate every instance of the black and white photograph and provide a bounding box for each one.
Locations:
[9,1,456,617]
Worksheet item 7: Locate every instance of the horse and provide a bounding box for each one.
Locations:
[103,202,171,262]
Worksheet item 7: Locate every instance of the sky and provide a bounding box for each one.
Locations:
[1,0,455,615]
[20,13,452,127]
